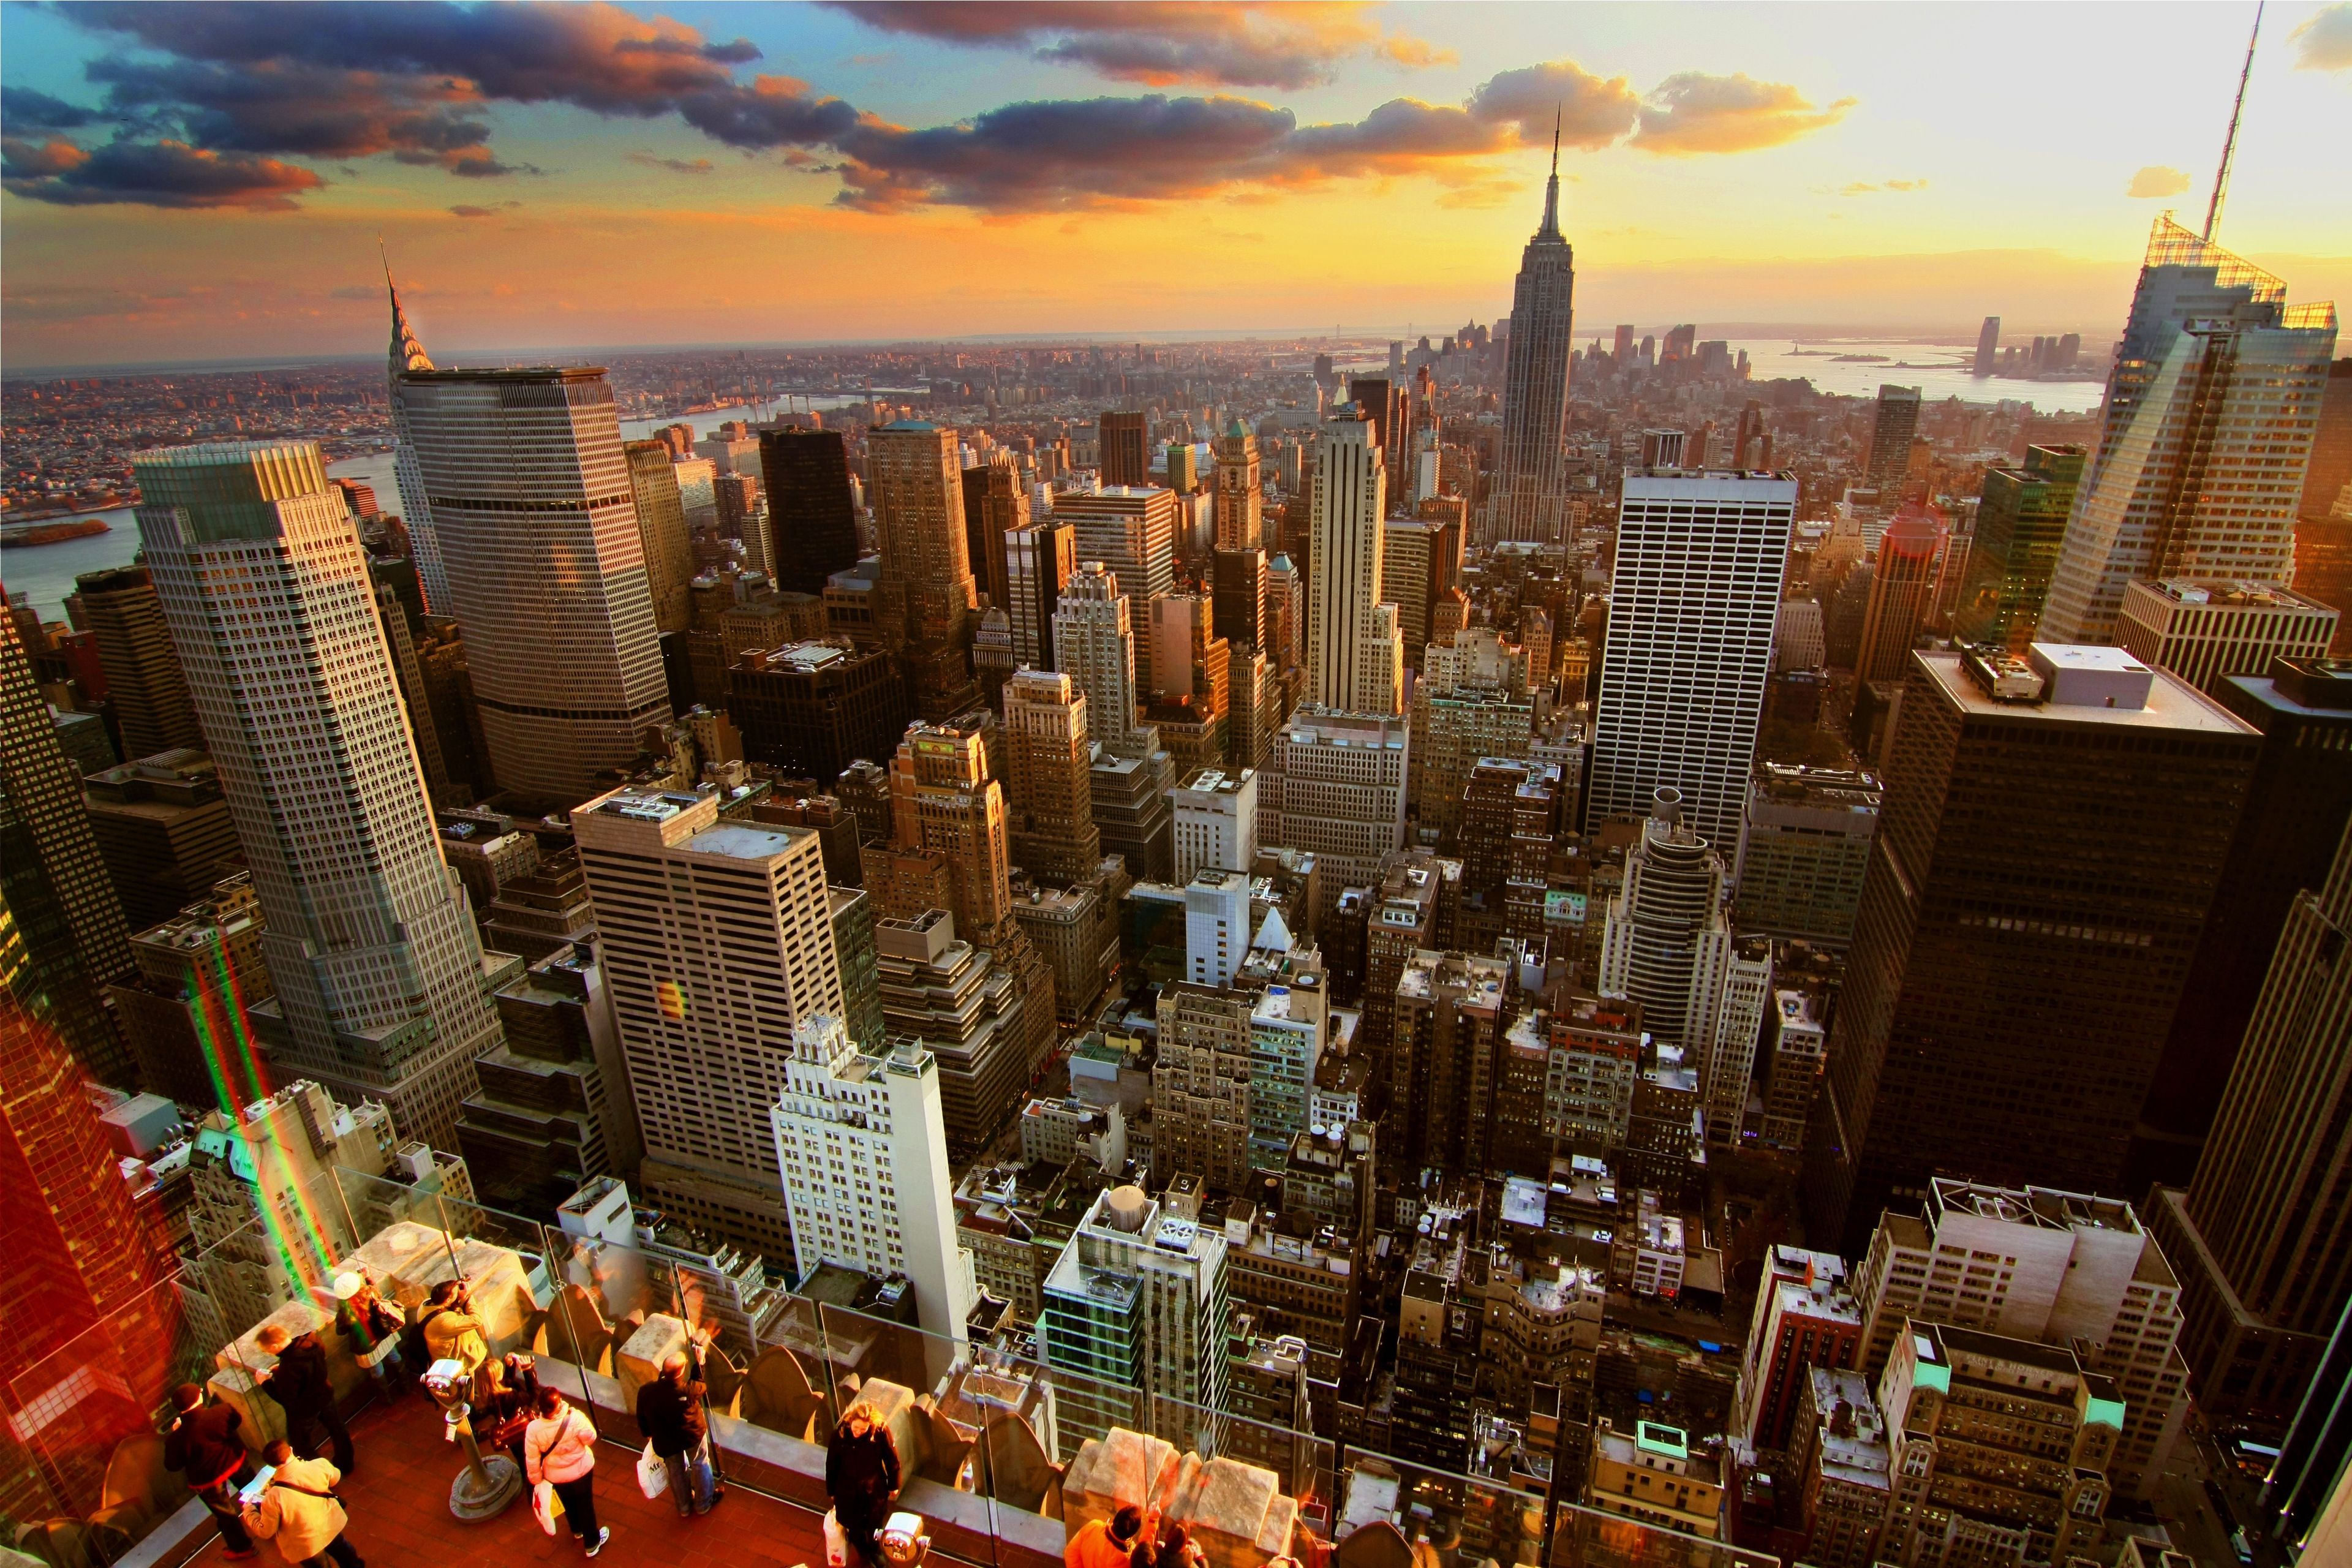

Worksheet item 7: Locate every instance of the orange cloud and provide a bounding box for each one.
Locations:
[1635,73,1855,156]
[2127,165,2192,198]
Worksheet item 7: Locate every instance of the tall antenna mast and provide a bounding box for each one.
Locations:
[2204,1,2263,242]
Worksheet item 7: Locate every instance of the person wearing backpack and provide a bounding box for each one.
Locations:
[239,1438,363,1568]
[525,1386,609,1558]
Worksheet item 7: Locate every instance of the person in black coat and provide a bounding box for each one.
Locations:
[255,1323,355,1471]
[826,1406,901,1568]
[164,1383,257,1559]
[636,1351,715,1517]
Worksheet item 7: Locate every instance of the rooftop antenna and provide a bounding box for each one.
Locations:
[2203,1,2263,242]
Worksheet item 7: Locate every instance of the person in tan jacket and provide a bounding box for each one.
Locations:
[239,1440,363,1568]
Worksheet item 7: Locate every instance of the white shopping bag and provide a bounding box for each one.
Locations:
[823,1507,852,1568]
[532,1479,564,1537]
[638,1441,670,1499]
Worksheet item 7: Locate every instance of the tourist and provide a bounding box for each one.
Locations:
[636,1350,715,1517]
[1065,1504,1150,1568]
[525,1386,609,1558]
[255,1322,355,1471]
[239,1438,363,1568]
[826,1404,902,1568]
[164,1383,255,1561]
[331,1272,407,1399]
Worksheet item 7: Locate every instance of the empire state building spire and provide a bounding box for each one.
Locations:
[1486,115,1577,548]
[1537,107,1562,239]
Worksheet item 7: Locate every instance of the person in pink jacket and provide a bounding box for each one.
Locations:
[524,1387,608,1557]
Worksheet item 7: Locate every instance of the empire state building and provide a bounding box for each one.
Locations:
[1488,129,1577,546]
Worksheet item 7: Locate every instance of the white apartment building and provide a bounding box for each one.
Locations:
[1185,869,1251,990]
[135,440,504,1149]
[1171,765,1259,881]
[1306,413,1388,712]
[1849,1178,2190,1499]
[575,786,844,1262]
[770,1014,975,1343]
[1587,470,1794,852]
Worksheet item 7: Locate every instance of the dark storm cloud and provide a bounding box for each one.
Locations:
[823,2,1449,91]
[1,135,326,209]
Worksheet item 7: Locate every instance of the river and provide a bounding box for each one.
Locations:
[0,399,854,623]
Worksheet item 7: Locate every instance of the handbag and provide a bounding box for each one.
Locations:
[823,1507,851,1568]
[532,1479,564,1536]
[637,1440,670,1499]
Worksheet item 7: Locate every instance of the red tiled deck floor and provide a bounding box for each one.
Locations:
[184,1394,829,1568]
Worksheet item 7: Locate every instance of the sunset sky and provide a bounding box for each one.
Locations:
[3,1,2349,370]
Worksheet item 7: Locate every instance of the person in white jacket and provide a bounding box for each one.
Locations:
[239,1440,363,1568]
[525,1387,609,1557]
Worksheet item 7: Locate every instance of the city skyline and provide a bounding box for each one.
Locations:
[6,6,2352,1564]
[3,2,2350,367]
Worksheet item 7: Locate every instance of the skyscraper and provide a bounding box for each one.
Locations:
[1849,1179,2191,1499]
[72,566,204,758]
[1210,545,1267,654]
[0,900,176,1517]
[1861,385,1921,494]
[622,440,697,636]
[1973,315,2001,377]
[1806,646,2259,1253]
[135,440,503,1148]
[867,422,982,720]
[1305,410,1387,712]
[1260,707,1409,921]
[1002,669,1103,886]
[960,458,1028,614]
[1055,488,1178,677]
[1055,561,1139,751]
[1003,518,1076,671]
[385,279,452,611]
[1951,444,2086,650]
[1586,471,1793,853]
[756,426,864,597]
[1489,131,1576,546]
[390,310,670,805]
[2138,658,2352,1187]
[0,604,134,1084]
[770,1015,975,1341]
[1215,417,1262,550]
[2146,815,2352,1428]
[1598,790,1771,1146]
[2039,218,2340,644]
[1098,410,1152,489]
[1040,1183,1231,1452]
[1853,505,1944,684]
[574,785,844,1261]
[863,717,1016,948]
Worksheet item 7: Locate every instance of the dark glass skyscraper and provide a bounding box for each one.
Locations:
[1488,134,1575,546]
[1951,444,2086,649]
[757,426,863,595]
[1806,647,2259,1253]
[2149,812,2352,1431]
[1098,410,1151,489]
[2135,658,2352,1189]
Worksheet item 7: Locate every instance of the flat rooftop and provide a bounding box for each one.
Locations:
[1917,650,2256,736]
